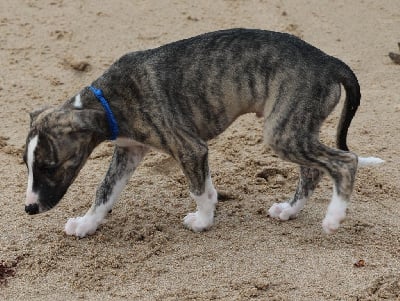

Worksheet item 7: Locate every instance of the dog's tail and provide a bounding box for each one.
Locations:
[335,61,361,151]
[335,61,384,167]
[358,157,385,168]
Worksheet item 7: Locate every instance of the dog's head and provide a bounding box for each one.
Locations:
[23,106,104,214]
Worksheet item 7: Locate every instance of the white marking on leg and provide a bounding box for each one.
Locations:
[64,203,110,237]
[358,156,384,168]
[184,175,217,232]
[322,187,347,234]
[25,135,39,206]
[268,197,306,221]
[65,166,133,237]
[73,93,82,109]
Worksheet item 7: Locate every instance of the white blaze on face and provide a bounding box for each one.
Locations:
[26,135,39,206]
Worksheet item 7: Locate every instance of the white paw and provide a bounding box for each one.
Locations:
[64,216,99,238]
[268,202,298,221]
[322,217,339,234]
[183,211,214,232]
[322,213,345,234]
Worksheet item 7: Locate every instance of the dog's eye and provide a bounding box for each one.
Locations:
[43,166,58,177]
[46,163,58,170]
[38,162,58,173]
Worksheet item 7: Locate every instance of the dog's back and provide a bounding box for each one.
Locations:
[96,28,350,142]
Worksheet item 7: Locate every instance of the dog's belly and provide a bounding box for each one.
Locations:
[183,96,265,141]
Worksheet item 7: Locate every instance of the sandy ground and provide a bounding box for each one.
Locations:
[1,0,400,300]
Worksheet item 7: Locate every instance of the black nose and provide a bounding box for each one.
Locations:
[25,203,39,215]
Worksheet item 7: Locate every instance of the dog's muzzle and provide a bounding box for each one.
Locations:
[25,203,40,215]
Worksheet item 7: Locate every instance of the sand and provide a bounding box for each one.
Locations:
[0,0,399,300]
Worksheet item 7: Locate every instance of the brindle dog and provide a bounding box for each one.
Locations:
[23,29,383,237]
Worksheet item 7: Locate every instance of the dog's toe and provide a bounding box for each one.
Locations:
[322,215,344,234]
[64,217,80,235]
[322,218,340,234]
[183,211,213,232]
[268,202,289,219]
[64,216,98,237]
[268,202,301,221]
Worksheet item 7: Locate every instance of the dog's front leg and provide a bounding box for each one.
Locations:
[172,138,217,232]
[65,144,148,238]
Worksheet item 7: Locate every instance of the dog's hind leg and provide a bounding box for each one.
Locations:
[65,144,148,237]
[266,129,357,233]
[319,149,358,233]
[264,85,358,233]
[269,166,323,220]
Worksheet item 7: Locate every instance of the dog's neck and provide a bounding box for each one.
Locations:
[63,86,122,144]
[89,86,119,140]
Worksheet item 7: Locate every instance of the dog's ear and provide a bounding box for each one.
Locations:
[71,109,108,138]
[29,106,51,127]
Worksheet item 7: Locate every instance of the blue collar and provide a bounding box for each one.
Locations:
[89,86,119,140]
